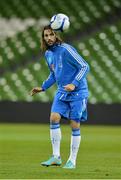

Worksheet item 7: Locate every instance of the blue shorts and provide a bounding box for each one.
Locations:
[51,96,88,122]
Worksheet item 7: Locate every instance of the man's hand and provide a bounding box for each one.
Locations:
[63,84,75,91]
[30,87,43,96]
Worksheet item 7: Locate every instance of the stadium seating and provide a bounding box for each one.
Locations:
[0,0,121,103]
[0,0,121,69]
[76,22,121,103]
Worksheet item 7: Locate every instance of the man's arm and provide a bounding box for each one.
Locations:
[41,71,56,91]
[63,44,90,88]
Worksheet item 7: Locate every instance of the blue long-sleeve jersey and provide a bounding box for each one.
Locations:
[42,43,90,101]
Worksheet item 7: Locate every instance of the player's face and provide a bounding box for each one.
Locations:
[44,29,56,46]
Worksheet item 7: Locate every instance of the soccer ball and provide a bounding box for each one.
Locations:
[50,13,70,32]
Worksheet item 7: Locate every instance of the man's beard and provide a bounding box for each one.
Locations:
[46,41,55,46]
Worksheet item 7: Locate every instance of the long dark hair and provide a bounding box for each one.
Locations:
[41,25,63,52]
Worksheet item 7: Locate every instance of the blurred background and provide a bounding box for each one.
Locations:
[0,0,121,124]
[0,1,121,179]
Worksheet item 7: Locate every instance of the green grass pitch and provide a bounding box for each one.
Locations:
[0,123,120,179]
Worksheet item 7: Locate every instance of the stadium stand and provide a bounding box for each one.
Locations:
[0,0,121,104]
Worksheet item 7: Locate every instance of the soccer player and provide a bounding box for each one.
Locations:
[30,25,90,169]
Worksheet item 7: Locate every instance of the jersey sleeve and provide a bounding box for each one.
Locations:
[41,71,56,91]
[41,51,56,91]
[64,44,90,87]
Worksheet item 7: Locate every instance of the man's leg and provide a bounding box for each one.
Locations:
[63,120,81,169]
[50,97,69,159]
[69,120,81,165]
[41,112,62,166]
[50,112,62,158]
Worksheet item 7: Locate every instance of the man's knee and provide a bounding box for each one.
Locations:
[70,120,80,129]
[50,112,61,123]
